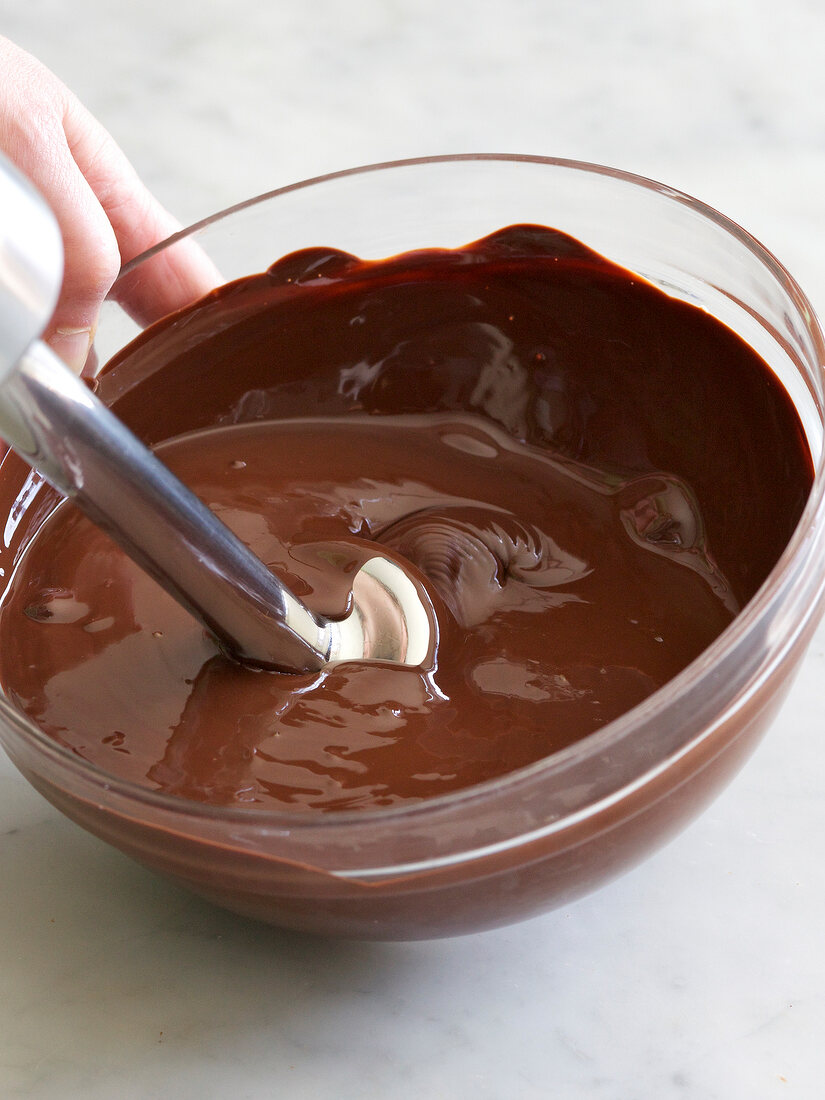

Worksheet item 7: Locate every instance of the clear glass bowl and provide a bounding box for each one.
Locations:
[1,155,823,939]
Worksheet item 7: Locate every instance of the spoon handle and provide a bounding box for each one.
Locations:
[0,340,332,671]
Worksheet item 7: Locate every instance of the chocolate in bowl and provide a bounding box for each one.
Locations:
[0,156,823,939]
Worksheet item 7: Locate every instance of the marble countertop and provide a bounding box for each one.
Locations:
[2,2,824,1096]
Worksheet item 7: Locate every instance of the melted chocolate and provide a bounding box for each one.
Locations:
[0,226,813,812]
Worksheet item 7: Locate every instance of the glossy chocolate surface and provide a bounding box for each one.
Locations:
[0,226,813,813]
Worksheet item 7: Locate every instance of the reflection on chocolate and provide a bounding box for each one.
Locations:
[0,225,813,814]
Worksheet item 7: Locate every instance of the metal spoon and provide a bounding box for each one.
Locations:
[0,154,431,672]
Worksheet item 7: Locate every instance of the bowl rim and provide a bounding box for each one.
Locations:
[3,152,825,848]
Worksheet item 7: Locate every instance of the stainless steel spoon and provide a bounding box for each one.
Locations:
[0,154,431,672]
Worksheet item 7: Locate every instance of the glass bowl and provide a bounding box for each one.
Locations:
[1,155,823,940]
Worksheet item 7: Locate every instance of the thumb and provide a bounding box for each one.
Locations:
[40,155,122,373]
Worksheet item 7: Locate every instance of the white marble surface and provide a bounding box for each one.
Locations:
[2,2,825,1096]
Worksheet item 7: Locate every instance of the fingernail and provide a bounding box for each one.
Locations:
[48,327,94,374]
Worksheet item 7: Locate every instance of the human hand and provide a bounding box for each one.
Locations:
[0,36,216,374]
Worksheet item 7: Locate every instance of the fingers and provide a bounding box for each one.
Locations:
[0,40,116,370]
[61,91,220,342]
[110,236,222,331]
[0,37,219,373]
